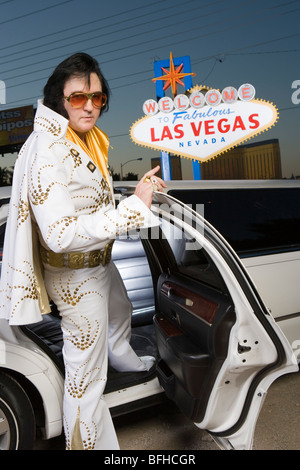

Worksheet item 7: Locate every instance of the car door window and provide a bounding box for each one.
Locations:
[159,217,227,292]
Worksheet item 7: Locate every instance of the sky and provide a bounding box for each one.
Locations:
[0,0,300,179]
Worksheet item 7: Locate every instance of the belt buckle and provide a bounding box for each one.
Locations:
[102,242,113,266]
[48,250,65,268]
[89,250,101,268]
[68,252,85,269]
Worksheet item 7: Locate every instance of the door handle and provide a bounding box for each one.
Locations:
[167,288,194,307]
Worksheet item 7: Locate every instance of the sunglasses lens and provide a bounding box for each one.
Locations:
[69,93,87,108]
[92,93,106,108]
[67,92,107,108]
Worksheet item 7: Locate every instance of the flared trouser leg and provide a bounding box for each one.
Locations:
[107,263,148,372]
[44,262,119,450]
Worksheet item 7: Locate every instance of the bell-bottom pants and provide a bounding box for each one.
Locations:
[44,261,147,450]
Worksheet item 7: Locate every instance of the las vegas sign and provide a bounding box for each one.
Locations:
[130,83,278,162]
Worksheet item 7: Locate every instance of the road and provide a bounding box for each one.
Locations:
[35,369,300,451]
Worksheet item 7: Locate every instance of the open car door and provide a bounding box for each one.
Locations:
[145,193,298,450]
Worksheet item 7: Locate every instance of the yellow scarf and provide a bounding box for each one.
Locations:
[65,125,110,183]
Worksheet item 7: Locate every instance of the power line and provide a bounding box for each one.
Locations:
[2,0,296,65]
[0,0,197,56]
[90,4,300,67]
[0,0,73,26]
[227,49,300,56]
[0,0,231,69]
[1,0,294,79]
[0,0,208,65]
[192,32,300,65]
[4,29,300,107]
[2,0,300,107]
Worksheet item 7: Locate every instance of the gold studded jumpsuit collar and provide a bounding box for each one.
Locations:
[34,99,69,140]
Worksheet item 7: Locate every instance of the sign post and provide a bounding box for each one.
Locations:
[153,53,199,180]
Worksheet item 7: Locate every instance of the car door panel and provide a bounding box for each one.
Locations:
[148,194,298,449]
[154,272,236,422]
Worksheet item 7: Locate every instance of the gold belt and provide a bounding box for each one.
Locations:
[40,241,114,269]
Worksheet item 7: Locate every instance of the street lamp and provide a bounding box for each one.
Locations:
[120,157,143,180]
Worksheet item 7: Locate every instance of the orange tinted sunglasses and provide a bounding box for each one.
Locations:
[64,92,107,109]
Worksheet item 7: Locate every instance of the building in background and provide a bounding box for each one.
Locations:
[201,139,282,180]
[151,139,282,180]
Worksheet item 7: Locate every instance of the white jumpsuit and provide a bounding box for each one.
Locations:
[0,101,159,449]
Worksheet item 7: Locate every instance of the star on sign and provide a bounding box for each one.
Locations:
[152,52,196,98]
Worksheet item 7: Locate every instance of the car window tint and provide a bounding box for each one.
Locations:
[159,218,227,292]
[168,188,300,256]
